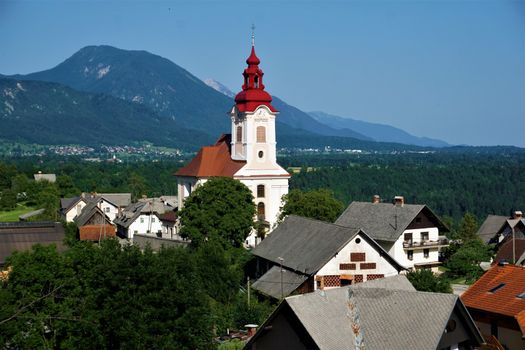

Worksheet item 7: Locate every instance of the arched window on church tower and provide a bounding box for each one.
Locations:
[256,126,266,143]
[254,75,259,88]
[257,185,265,198]
[236,126,242,143]
[257,202,265,220]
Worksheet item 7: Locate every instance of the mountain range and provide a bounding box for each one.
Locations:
[2,45,449,150]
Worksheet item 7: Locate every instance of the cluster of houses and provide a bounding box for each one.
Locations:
[1,42,524,349]
[59,192,182,244]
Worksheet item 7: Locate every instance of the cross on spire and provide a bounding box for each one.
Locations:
[251,23,256,47]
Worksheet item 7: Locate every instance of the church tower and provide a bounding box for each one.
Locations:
[175,36,289,246]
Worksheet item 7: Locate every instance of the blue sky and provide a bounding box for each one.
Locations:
[1,0,524,147]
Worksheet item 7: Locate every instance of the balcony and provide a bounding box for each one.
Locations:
[403,238,449,250]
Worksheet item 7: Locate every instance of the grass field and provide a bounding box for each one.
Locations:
[0,204,37,222]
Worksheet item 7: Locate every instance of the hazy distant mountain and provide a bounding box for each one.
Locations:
[3,45,439,151]
[203,78,235,98]
[309,111,450,148]
[204,78,373,141]
[11,45,233,135]
[0,78,212,149]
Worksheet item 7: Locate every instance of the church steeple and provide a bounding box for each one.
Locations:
[234,41,277,113]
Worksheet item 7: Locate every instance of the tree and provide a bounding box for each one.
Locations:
[0,189,17,210]
[406,269,452,293]
[279,189,344,223]
[56,175,80,198]
[446,239,492,283]
[458,212,479,242]
[179,177,255,248]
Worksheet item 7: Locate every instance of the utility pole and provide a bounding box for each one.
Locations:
[278,257,284,299]
[247,276,251,309]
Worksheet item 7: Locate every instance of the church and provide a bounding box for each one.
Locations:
[175,41,290,247]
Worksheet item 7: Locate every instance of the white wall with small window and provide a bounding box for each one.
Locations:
[127,213,163,240]
[97,199,119,223]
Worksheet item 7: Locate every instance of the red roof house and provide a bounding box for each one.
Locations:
[461,264,525,349]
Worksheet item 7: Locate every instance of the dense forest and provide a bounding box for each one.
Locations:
[1,150,524,222]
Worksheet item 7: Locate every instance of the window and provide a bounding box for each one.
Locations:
[254,75,259,88]
[105,207,110,213]
[140,218,144,223]
[151,217,155,223]
[517,292,525,299]
[421,232,429,241]
[424,249,429,258]
[256,126,266,143]
[407,250,413,261]
[134,230,138,235]
[258,151,264,158]
[257,185,265,198]
[257,202,265,220]
[489,283,506,293]
[236,126,242,143]
[404,232,413,243]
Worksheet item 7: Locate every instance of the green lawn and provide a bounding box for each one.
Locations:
[0,204,38,222]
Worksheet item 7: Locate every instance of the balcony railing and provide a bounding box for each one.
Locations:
[403,238,449,249]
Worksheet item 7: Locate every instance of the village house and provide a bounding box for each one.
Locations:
[73,201,115,241]
[251,215,404,299]
[114,197,177,240]
[33,171,56,183]
[60,192,131,224]
[477,211,525,246]
[245,275,484,350]
[175,41,289,247]
[461,263,525,350]
[335,196,449,271]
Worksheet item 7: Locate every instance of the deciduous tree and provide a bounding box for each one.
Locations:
[179,177,255,248]
[279,188,344,223]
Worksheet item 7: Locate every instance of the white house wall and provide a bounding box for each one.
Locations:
[388,227,440,270]
[65,201,86,222]
[127,213,163,240]
[315,233,400,290]
[97,199,119,223]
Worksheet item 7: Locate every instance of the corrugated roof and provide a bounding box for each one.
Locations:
[79,224,116,241]
[335,202,445,242]
[0,222,65,265]
[462,265,525,325]
[251,266,308,299]
[174,134,246,178]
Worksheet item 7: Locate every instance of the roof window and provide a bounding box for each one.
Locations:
[489,283,506,293]
[517,292,525,299]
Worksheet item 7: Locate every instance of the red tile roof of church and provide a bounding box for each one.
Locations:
[461,264,525,334]
[175,134,246,178]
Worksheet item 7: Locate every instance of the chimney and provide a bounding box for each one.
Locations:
[394,196,404,207]
[372,195,380,204]
[245,324,258,337]
[514,211,523,220]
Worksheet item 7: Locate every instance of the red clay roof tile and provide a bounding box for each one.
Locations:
[174,134,246,178]
[461,265,525,334]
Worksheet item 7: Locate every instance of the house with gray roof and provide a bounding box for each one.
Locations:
[245,275,484,350]
[251,215,404,299]
[114,197,177,241]
[477,211,525,247]
[335,196,449,271]
[60,193,132,224]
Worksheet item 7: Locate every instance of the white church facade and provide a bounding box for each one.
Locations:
[175,42,290,247]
